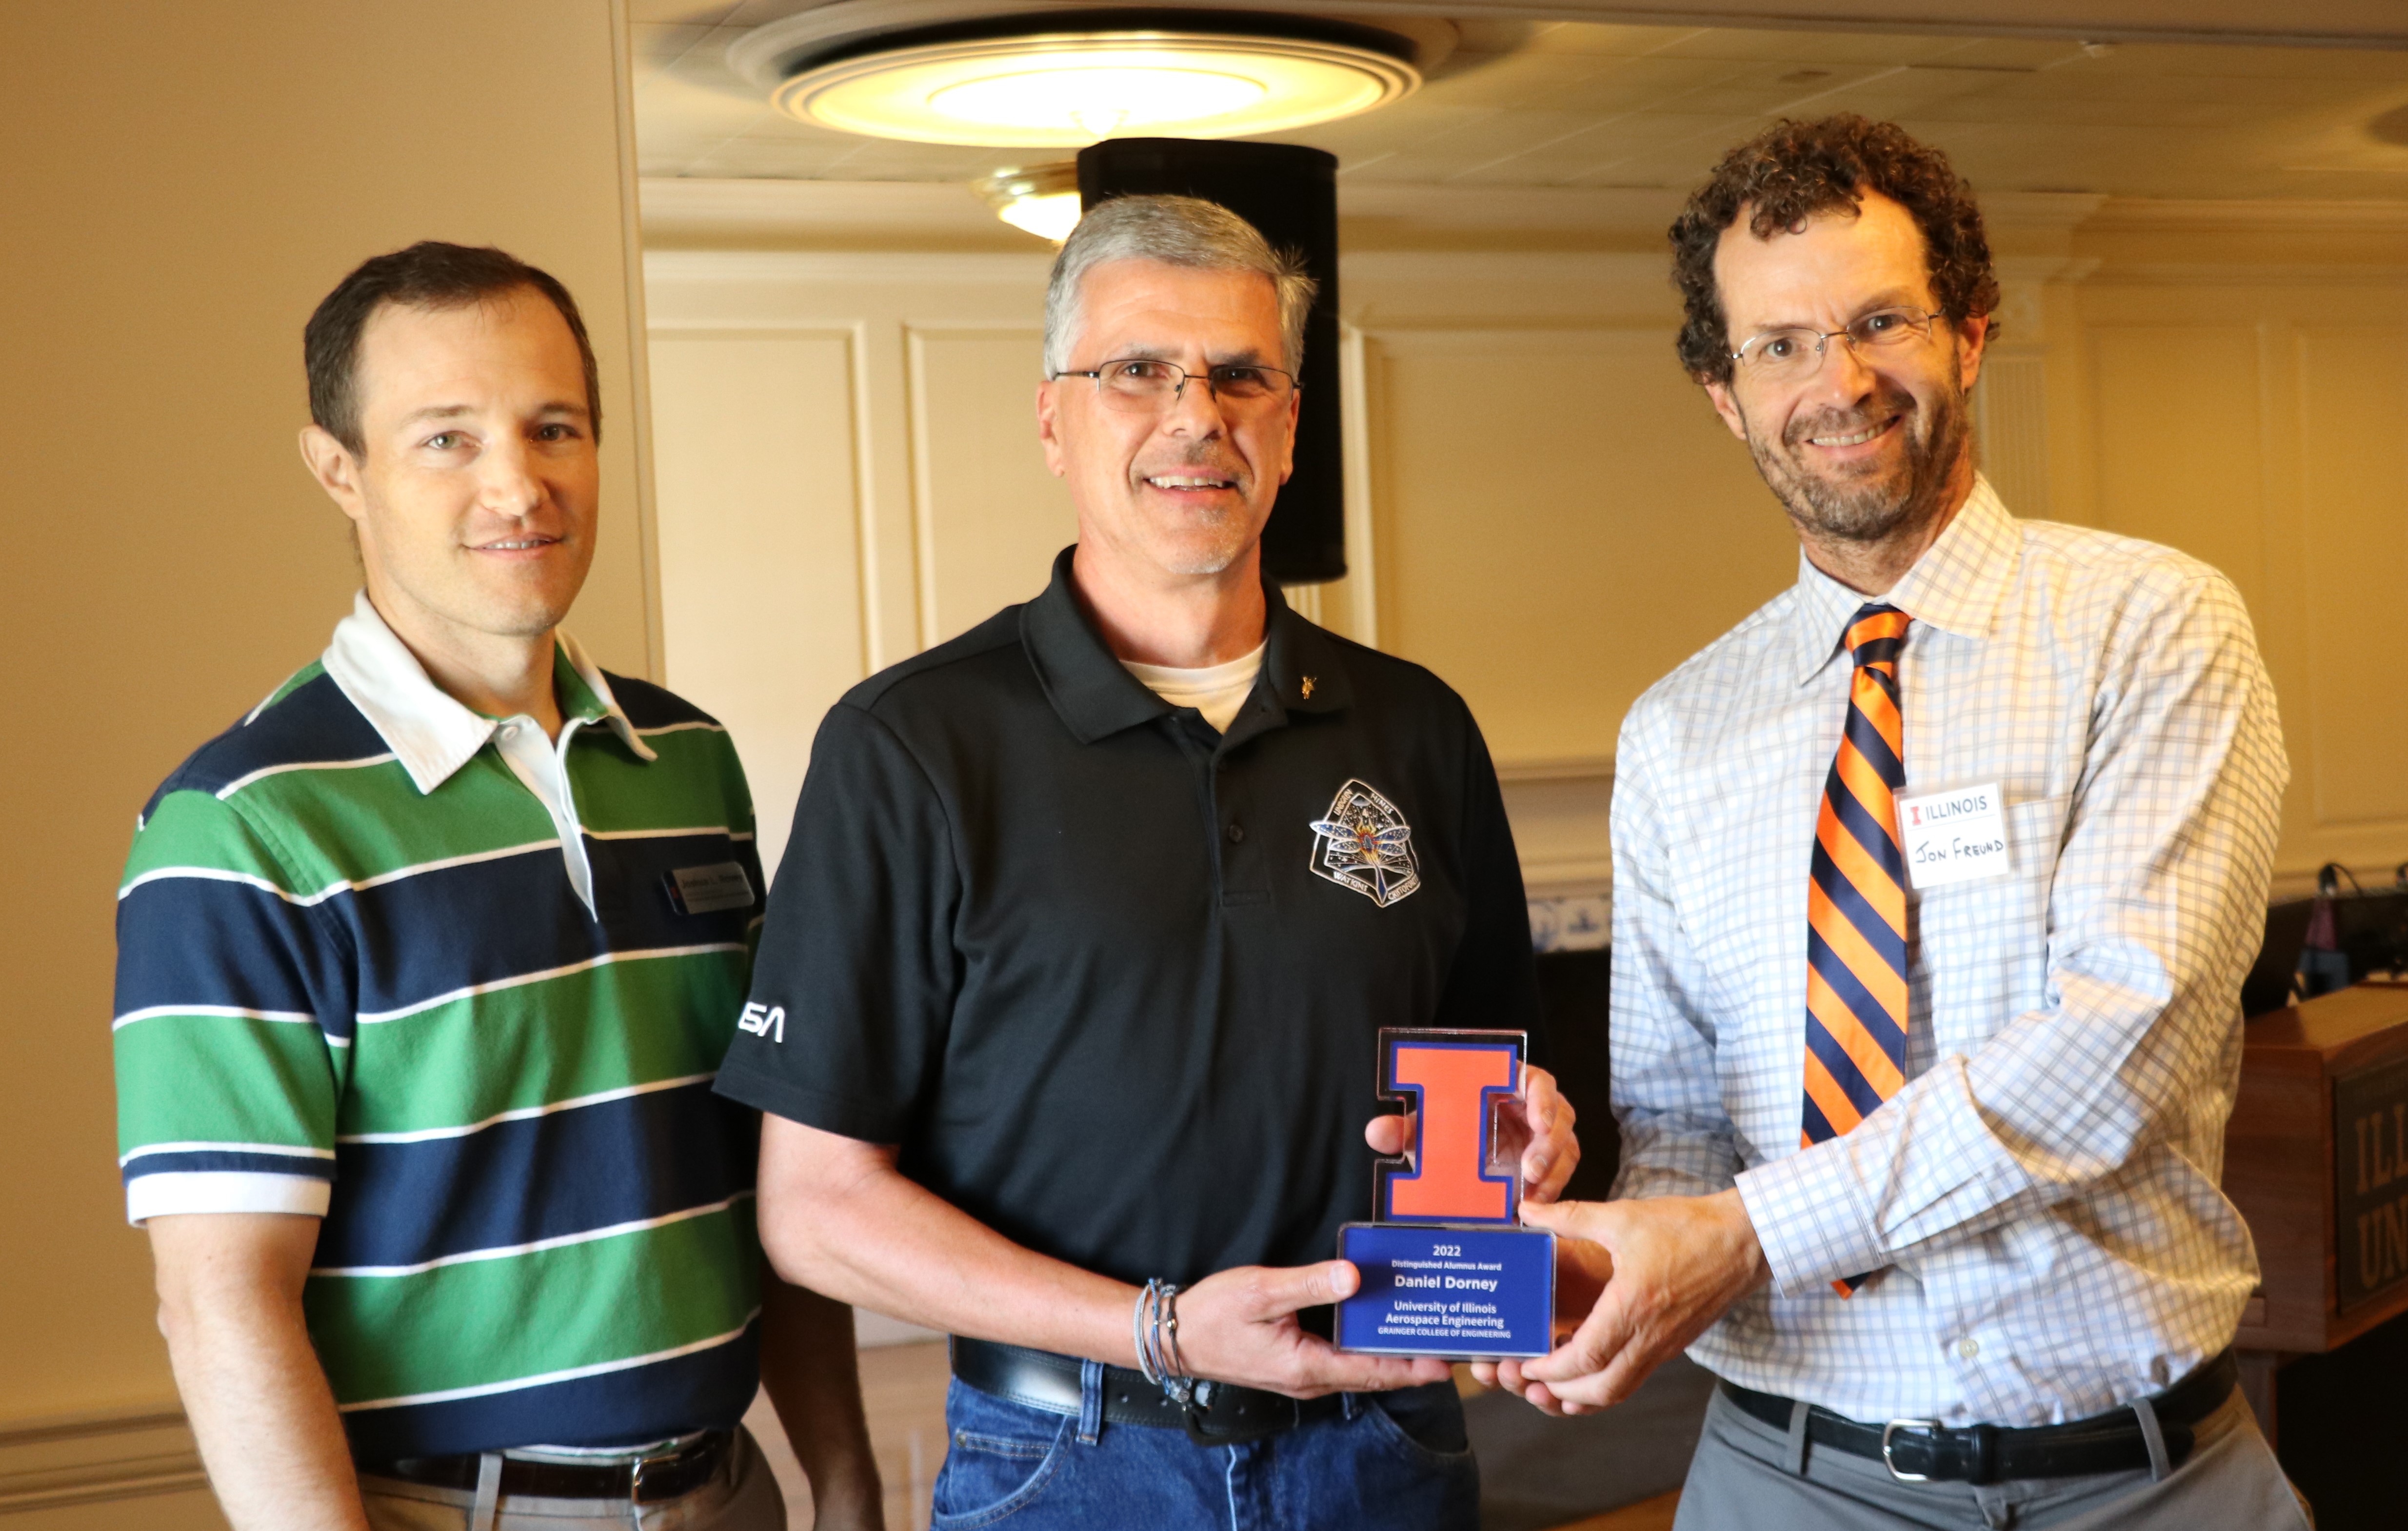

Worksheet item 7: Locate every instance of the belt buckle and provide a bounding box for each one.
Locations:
[1881,1418,1942,1484]
[1181,1384,1298,1447]
[628,1445,681,1506]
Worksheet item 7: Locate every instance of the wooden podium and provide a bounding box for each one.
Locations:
[2225,982,2408,1436]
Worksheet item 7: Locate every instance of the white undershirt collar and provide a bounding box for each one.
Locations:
[320,591,654,914]
[1121,639,1268,733]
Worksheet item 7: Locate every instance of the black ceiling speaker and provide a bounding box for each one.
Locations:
[1076,138,1344,584]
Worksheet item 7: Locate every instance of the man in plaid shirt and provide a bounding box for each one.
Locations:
[1496,117,2303,1530]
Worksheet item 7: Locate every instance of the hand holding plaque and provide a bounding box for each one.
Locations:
[1335,1029,1556,1359]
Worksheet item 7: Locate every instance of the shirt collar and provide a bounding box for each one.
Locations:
[1790,473,2019,685]
[320,590,654,795]
[1020,546,1352,746]
[1263,587,1353,720]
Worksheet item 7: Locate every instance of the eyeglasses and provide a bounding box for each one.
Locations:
[1730,308,1946,382]
[1053,358,1299,416]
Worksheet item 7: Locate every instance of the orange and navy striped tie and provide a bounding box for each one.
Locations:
[1804,603,1911,1295]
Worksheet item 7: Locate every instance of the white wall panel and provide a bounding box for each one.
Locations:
[1977,351,2053,518]
[1372,326,1794,768]
[2088,323,2270,614]
[905,327,1075,646]
[649,330,865,867]
[2080,285,2408,879]
[2294,326,2408,835]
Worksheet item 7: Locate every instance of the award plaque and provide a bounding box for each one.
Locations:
[1334,1028,1555,1358]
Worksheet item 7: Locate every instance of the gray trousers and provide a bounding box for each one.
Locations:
[1672,1386,2312,1531]
[360,1428,786,1531]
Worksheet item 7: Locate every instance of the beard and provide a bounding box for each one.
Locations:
[1134,449,1258,576]
[1156,525,1248,577]
[1742,368,1970,545]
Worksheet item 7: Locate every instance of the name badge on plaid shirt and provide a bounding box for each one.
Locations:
[1898,782,2010,889]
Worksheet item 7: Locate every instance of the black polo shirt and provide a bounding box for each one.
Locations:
[716,546,1539,1288]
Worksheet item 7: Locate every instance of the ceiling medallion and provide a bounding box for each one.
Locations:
[766,28,1419,148]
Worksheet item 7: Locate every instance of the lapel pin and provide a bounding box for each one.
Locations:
[1301,676,1316,699]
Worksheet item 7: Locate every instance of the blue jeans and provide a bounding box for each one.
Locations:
[930,1372,1480,1530]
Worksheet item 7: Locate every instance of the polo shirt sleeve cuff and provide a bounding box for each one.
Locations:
[1736,1142,1887,1296]
[125,1170,331,1227]
[714,1066,907,1145]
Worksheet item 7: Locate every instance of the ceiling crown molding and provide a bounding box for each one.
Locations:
[2085,197,2408,233]
[1978,192,2111,233]
[641,177,1024,251]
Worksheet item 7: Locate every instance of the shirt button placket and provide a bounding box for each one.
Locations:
[1209,756,1268,907]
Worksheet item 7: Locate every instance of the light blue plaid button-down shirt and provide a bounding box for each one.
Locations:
[1610,477,2288,1427]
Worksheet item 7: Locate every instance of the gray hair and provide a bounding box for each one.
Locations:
[1042,194,1318,378]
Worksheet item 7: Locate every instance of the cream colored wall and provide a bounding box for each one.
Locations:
[645,189,2408,901]
[1347,260,1794,769]
[2046,257,2408,880]
[0,0,656,1514]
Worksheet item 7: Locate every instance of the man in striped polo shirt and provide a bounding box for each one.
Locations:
[113,243,879,1530]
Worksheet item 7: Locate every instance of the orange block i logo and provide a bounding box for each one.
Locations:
[1374,1032,1524,1225]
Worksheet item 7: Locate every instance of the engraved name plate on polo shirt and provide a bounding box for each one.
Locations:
[663,862,756,916]
[1335,1028,1555,1359]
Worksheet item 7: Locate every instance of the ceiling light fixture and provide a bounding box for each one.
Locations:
[974,162,1084,241]
[756,24,1419,149]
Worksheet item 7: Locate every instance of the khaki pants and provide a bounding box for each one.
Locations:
[360,1428,786,1531]
[1672,1387,2312,1531]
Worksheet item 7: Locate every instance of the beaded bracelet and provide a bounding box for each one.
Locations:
[1132,1278,1195,1406]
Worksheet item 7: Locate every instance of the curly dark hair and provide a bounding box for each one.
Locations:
[1670,115,1999,385]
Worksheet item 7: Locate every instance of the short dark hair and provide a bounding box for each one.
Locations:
[303,241,600,456]
[1670,115,2000,385]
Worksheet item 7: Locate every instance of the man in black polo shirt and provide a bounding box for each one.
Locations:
[716,195,1571,1530]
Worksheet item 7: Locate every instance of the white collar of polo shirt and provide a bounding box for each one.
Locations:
[320,590,656,914]
[1791,472,2018,686]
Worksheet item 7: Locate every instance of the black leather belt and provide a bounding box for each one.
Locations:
[357,1429,732,1503]
[952,1337,1346,1447]
[1721,1350,2237,1485]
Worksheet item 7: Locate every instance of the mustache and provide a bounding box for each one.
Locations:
[1782,387,1916,449]
[1134,449,1249,484]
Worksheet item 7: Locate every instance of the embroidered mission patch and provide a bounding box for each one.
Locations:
[1308,778,1421,908]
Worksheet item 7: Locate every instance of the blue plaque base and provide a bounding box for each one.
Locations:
[1333,1223,1555,1359]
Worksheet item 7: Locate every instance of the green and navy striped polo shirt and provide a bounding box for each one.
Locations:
[113,595,766,1458]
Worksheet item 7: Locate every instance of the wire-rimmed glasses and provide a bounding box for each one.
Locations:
[1052,358,1299,416]
[1730,308,1947,383]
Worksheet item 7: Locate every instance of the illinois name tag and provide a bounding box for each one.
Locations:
[1897,783,2010,889]
[664,861,756,915]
